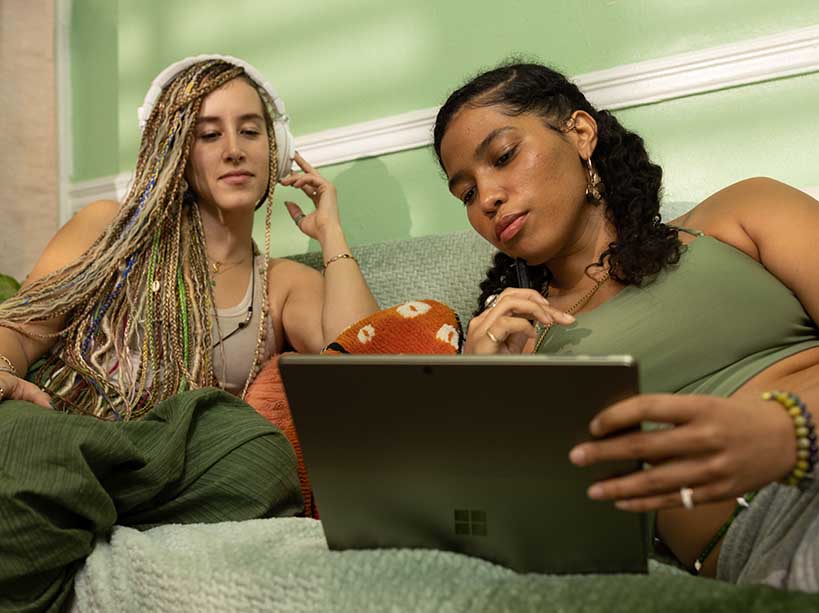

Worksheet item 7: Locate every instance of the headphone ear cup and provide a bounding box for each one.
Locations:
[273,119,295,181]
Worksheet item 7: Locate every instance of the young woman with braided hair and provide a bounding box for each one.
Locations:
[0,56,377,610]
[434,62,819,590]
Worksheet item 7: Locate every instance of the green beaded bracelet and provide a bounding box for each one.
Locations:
[761,391,817,488]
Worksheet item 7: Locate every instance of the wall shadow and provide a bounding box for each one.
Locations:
[306,156,412,252]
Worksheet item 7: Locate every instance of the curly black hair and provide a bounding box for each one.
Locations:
[432,61,683,318]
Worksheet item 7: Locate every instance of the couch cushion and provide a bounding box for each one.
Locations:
[287,230,496,326]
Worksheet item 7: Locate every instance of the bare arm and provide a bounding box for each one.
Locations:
[0,199,118,405]
[274,154,378,353]
[566,178,819,509]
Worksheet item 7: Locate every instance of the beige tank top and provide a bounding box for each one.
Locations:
[212,255,276,394]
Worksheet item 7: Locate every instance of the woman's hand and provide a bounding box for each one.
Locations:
[279,152,341,241]
[0,371,51,408]
[463,288,575,354]
[568,393,797,511]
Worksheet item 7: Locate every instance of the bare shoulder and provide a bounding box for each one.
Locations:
[265,257,322,305]
[24,199,120,286]
[266,257,322,286]
[672,178,818,260]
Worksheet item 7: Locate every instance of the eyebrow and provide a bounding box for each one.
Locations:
[196,113,265,124]
[447,126,516,192]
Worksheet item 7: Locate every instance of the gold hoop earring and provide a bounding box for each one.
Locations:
[584,158,603,203]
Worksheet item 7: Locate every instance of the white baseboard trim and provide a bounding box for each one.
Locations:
[68,24,819,214]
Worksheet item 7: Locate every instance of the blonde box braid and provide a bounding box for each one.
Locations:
[0,59,279,419]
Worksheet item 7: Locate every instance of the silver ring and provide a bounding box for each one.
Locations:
[484,294,499,309]
[293,212,306,226]
[486,329,500,344]
[680,487,694,510]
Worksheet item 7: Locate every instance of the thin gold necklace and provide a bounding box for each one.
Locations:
[210,255,248,275]
[533,270,611,353]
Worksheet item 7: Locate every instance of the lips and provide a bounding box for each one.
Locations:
[219,170,253,181]
[495,212,528,242]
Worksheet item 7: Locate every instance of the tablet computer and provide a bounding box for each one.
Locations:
[279,354,646,574]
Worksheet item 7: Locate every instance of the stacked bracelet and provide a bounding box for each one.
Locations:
[762,390,818,488]
[322,253,357,272]
[0,353,17,376]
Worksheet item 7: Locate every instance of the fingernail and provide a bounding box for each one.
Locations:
[569,446,586,465]
[589,418,602,436]
[588,484,604,499]
[615,500,631,511]
[563,313,576,322]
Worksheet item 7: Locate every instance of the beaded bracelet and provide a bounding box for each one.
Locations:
[0,353,17,376]
[0,366,16,376]
[762,390,818,488]
[323,253,357,272]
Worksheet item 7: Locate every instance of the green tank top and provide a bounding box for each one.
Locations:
[536,233,819,396]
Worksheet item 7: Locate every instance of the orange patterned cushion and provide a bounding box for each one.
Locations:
[323,300,462,355]
[244,353,315,517]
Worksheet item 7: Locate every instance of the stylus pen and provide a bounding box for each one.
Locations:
[515,259,530,289]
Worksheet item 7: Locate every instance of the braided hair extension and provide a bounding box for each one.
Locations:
[0,59,280,419]
[432,61,683,318]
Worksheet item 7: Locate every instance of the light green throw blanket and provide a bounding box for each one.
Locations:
[71,517,819,612]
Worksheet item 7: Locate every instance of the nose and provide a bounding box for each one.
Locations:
[477,177,507,216]
[223,131,246,164]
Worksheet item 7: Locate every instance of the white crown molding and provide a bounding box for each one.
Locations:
[575,24,819,110]
[68,25,819,213]
[70,173,132,211]
[292,24,819,168]
[295,106,440,169]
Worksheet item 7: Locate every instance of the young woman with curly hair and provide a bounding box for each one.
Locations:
[434,62,819,590]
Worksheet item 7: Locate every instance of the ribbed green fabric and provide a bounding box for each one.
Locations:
[537,235,819,396]
[0,388,303,613]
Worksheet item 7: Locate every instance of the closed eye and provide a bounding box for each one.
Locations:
[495,145,517,167]
[461,186,476,206]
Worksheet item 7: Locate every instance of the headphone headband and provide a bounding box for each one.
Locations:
[137,54,295,180]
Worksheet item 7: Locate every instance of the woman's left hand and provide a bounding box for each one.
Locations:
[568,393,797,511]
[279,152,341,240]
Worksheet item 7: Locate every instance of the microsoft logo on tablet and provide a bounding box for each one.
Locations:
[454,509,487,536]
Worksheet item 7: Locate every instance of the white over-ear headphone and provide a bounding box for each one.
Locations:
[137,54,295,180]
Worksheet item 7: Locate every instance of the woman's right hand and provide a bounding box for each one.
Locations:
[463,288,576,354]
[0,371,51,408]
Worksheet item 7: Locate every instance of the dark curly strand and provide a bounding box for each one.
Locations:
[433,62,682,317]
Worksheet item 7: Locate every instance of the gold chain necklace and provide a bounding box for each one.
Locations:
[210,255,248,276]
[533,270,611,353]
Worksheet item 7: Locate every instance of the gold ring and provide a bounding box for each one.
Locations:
[486,329,500,344]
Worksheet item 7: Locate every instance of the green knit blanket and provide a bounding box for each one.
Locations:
[72,517,819,612]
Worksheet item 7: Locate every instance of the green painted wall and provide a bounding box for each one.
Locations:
[70,0,119,180]
[69,1,819,255]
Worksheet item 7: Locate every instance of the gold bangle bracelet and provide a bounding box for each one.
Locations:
[0,353,17,376]
[323,253,357,271]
